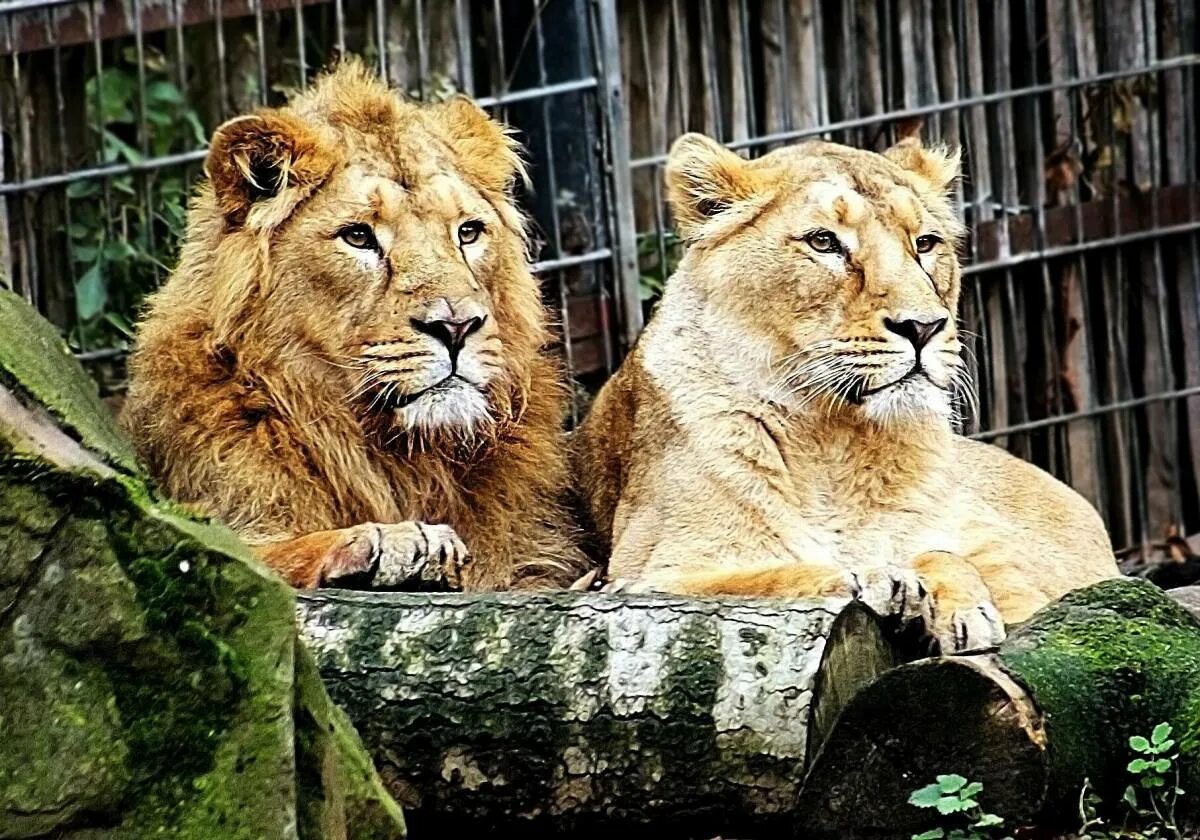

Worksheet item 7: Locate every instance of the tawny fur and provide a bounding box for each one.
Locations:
[122,61,587,590]
[572,133,1120,649]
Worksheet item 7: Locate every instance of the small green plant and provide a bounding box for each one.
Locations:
[908,773,1011,840]
[1078,722,1185,840]
[66,45,205,351]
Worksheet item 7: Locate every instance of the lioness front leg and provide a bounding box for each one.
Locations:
[256,522,469,590]
[619,560,928,623]
[910,551,1006,654]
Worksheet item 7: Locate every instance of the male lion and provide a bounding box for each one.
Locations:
[572,133,1120,652]
[123,62,587,590]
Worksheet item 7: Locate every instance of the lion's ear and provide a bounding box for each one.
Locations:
[665,133,760,239]
[431,96,527,196]
[205,111,336,228]
[883,137,961,192]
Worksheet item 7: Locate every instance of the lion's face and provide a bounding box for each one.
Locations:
[202,63,544,437]
[665,135,966,424]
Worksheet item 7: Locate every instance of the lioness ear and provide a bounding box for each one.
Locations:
[883,137,961,192]
[205,111,335,228]
[431,96,527,197]
[665,133,760,239]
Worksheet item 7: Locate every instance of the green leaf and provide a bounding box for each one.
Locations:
[1151,739,1175,754]
[960,782,984,799]
[912,831,945,840]
[74,262,107,320]
[1153,758,1171,773]
[909,783,943,808]
[935,795,970,815]
[1151,723,1172,745]
[66,179,101,199]
[1130,736,1151,752]
[71,245,99,263]
[973,813,1004,828]
[101,311,134,338]
[103,240,137,262]
[937,774,968,794]
[1128,758,1151,773]
[146,79,185,104]
[1124,785,1139,808]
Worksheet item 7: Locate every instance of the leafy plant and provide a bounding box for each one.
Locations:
[1078,722,1185,840]
[65,45,205,351]
[636,230,681,303]
[908,773,1011,840]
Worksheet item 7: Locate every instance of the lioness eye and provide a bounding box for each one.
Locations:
[805,229,842,254]
[915,233,942,254]
[339,224,377,250]
[458,220,485,245]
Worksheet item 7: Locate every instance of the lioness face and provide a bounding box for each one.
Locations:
[203,69,540,437]
[665,135,965,424]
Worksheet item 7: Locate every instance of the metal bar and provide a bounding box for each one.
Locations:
[972,386,1200,441]
[0,78,603,196]
[629,55,1200,168]
[592,0,642,350]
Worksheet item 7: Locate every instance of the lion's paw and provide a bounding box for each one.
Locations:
[929,598,1006,654]
[849,566,928,623]
[321,522,469,590]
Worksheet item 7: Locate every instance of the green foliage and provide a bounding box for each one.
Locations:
[1078,722,1186,839]
[65,46,205,351]
[908,774,1011,840]
[636,231,681,303]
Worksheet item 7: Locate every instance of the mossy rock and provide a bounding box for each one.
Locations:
[0,290,404,839]
[1000,577,1200,802]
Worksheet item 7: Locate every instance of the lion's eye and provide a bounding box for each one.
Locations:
[339,224,377,250]
[458,220,485,246]
[805,229,842,254]
[915,233,943,254]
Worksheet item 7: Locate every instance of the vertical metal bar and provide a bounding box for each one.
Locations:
[454,0,474,94]
[776,0,792,135]
[415,0,429,99]
[594,0,643,350]
[294,0,308,90]
[214,0,229,120]
[491,0,508,98]
[334,0,346,58]
[253,0,268,105]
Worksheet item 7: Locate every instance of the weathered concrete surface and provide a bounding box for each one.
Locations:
[0,289,405,840]
[298,589,896,836]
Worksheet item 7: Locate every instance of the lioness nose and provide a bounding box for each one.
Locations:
[411,314,485,355]
[883,316,947,351]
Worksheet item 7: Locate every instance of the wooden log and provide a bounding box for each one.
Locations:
[796,578,1200,838]
[297,590,897,836]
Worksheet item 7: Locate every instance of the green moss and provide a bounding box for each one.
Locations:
[1001,578,1200,801]
[0,290,138,473]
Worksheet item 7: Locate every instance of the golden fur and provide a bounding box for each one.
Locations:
[572,133,1120,652]
[123,62,587,589]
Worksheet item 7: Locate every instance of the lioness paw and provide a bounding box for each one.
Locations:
[321,522,469,590]
[930,599,1006,654]
[849,566,928,623]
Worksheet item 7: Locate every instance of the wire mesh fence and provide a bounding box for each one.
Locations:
[2,0,1198,560]
[0,0,636,421]
[620,0,1200,561]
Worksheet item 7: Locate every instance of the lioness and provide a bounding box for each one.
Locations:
[123,62,587,590]
[572,133,1120,651]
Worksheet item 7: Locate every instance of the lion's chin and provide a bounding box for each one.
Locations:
[393,380,493,435]
[858,378,952,425]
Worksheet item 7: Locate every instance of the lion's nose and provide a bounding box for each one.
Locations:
[410,314,486,356]
[883,315,947,351]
